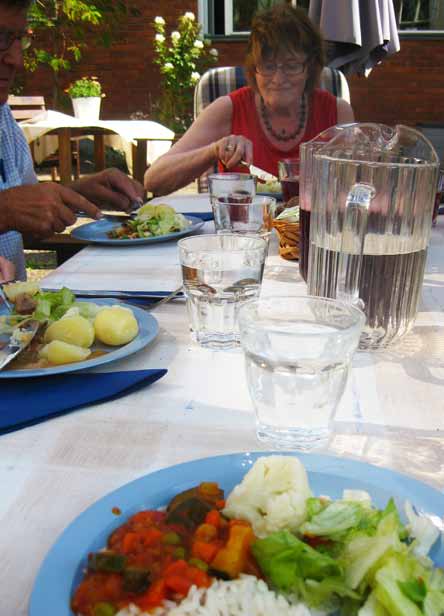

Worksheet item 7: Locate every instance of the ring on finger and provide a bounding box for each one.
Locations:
[225,143,235,152]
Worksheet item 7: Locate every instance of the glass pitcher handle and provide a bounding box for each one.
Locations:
[336,183,375,308]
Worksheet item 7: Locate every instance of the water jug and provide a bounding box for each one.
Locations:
[307,123,439,349]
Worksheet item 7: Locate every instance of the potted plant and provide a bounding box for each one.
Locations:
[66,76,104,121]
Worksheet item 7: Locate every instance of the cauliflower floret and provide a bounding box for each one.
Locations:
[223,456,312,538]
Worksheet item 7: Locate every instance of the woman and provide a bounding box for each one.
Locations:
[145,4,354,196]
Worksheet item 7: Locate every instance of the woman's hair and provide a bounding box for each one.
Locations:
[244,3,325,95]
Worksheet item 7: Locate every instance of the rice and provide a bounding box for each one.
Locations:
[116,575,314,616]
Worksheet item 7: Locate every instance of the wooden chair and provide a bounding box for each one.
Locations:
[7,95,80,181]
[193,66,350,191]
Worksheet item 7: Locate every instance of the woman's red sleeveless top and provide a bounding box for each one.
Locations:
[228,86,338,177]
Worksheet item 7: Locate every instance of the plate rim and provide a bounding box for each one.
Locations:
[0,298,159,379]
[71,215,205,245]
[28,451,444,616]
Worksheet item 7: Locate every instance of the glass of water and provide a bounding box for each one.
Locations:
[208,173,256,205]
[238,296,365,450]
[178,234,268,350]
[213,196,277,241]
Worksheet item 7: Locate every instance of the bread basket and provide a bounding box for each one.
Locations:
[271,198,300,260]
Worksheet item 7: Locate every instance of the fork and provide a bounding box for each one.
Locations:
[143,286,184,310]
[0,282,14,313]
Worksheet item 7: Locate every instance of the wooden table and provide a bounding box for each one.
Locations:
[2,193,444,615]
[19,111,174,185]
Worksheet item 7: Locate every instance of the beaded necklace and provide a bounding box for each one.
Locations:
[260,94,307,142]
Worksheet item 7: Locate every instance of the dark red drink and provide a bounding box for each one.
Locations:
[432,169,444,226]
[280,179,300,203]
[299,207,310,282]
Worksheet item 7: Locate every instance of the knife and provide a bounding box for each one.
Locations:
[0,319,41,371]
[41,289,185,301]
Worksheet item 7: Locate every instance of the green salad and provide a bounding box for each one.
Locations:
[107,203,190,240]
[223,456,444,616]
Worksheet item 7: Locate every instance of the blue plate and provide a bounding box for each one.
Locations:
[0,299,159,379]
[71,216,205,245]
[29,451,444,616]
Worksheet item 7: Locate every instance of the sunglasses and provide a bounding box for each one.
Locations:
[0,29,32,53]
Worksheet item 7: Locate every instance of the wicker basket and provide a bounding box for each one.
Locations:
[272,218,300,260]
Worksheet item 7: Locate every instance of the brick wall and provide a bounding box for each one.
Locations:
[22,2,444,129]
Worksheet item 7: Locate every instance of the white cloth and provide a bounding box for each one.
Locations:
[0,104,38,280]
[20,110,174,172]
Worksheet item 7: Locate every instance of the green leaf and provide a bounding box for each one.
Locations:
[398,578,427,606]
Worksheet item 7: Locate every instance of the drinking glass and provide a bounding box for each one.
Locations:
[213,196,277,241]
[238,296,365,450]
[178,234,268,350]
[432,167,444,226]
[278,159,300,203]
[208,173,256,205]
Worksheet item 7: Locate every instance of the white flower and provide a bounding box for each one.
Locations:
[209,48,219,57]
[184,12,195,21]
[155,33,165,43]
[191,71,200,83]
[164,62,174,70]
[171,31,180,41]
[193,39,204,49]
[154,16,165,25]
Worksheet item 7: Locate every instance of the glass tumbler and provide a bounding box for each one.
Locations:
[178,234,268,349]
[238,296,365,450]
[278,158,300,204]
[208,173,256,206]
[213,196,277,242]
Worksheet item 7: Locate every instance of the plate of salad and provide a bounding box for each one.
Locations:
[0,282,159,378]
[29,452,444,616]
[71,204,205,245]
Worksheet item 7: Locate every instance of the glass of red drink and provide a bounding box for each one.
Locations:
[278,159,300,204]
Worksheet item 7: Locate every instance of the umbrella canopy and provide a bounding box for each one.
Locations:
[308,0,400,76]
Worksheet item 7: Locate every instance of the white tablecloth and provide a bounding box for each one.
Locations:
[20,110,174,172]
[1,193,444,615]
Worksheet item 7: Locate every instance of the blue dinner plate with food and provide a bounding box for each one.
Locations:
[71,216,204,246]
[29,452,444,616]
[0,290,159,379]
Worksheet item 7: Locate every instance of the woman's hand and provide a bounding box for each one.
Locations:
[213,135,253,170]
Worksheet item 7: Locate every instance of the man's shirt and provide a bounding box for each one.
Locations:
[0,104,38,280]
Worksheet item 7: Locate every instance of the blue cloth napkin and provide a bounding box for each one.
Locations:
[183,211,213,221]
[0,369,167,435]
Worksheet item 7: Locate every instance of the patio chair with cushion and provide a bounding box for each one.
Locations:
[193,65,350,191]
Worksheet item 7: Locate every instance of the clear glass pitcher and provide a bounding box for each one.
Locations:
[307,123,439,349]
[299,124,355,281]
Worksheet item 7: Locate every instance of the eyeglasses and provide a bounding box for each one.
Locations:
[0,29,32,53]
[256,60,308,78]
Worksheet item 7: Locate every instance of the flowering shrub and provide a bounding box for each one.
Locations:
[152,12,218,133]
[66,76,104,99]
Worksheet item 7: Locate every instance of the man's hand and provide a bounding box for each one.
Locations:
[71,168,145,212]
[0,183,101,239]
[0,256,15,283]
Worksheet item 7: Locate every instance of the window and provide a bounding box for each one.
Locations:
[201,0,307,36]
[396,0,444,31]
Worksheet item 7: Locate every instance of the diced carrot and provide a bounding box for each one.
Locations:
[215,499,226,509]
[164,574,192,596]
[205,509,221,528]
[228,518,251,528]
[163,559,188,577]
[191,540,220,563]
[140,527,162,545]
[188,567,211,588]
[122,532,139,554]
[135,579,166,610]
[194,523,217,542]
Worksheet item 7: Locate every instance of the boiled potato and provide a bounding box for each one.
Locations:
[94,305,139,346]
[44,315,95,348]
[3,281,40,301]
[39,340,91,365]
